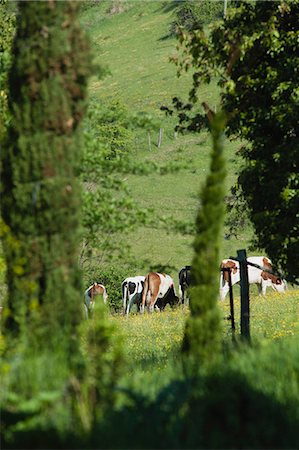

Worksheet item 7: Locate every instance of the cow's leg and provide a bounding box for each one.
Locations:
[185,293,189,307]
[182,287,185,305]
[83,304,89,319]
[219,282,229,301]
[127,293,137,315]
[178,285,183,304]
[122,283,128,315]
[149,285,160,313]
[261,280,267,296]
[257,282,263,295]
[135,293,142,313]
[140,277,148,314]
[126,295,132,315]
[183,284,189,306]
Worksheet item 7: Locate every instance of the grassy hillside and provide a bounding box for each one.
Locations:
[80,2,253,285]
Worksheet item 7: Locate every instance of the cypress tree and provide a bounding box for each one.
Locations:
[182,113,226,372]
[1,1,90,349]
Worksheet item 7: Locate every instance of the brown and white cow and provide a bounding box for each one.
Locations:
[140,272,179,313]
[220,256,287,301]
[84,282,108,317]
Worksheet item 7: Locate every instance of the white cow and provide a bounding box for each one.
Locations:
[122,276,145,315]
[220,256,287,301]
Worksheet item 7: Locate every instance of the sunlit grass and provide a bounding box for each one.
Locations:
[111,306,189,371]
[220,289,299,341]
[110,289,299,372]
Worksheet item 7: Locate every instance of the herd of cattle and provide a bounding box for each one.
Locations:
[84,255,287,317]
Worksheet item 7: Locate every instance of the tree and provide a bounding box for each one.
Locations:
[169,1,299,283]
[169,0,223,36]
[79,101,149,276]
[0,0,16,140]
[182,114,226,372]
[80,101,192,286]
[1,1,91,347]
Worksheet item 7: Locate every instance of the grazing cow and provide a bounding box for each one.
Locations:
[140,272,179,313]
[220,256,287,301]
[178,265,192,305]
[84,282,108,317]
[122,276,145,315]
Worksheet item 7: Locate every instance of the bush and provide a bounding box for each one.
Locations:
[170,1,224,36]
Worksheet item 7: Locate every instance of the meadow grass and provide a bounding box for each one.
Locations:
[111,289,299,373]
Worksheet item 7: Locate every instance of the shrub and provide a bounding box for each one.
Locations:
[170,1,223,36]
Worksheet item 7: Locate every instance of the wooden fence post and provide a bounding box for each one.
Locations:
[157,128,163,148]
[237,249,250,342]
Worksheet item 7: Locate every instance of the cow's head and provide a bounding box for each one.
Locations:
[272,277,287,293]
[169,294,180,307]
[221,260,238,283]
[261,270,287,294]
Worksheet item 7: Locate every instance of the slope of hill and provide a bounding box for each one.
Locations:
[79,2,253,282]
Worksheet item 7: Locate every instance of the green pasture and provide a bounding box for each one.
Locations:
[79,2,253,282]
[111,289,299,374]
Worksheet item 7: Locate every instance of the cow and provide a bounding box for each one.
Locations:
[178,265,192,305]
[122,276,145,315]
[220,256,287,301]
[140,272,179,313]
[84,282,108,317]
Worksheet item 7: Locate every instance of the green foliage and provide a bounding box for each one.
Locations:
[170,0,299,283]
[79,0,102,12]
[86,100,134,159]
[0,0,16,141]
[170,0,223,36]
[87,337,299,450]
[182,114,226,372]
[84,264,132,312]
[2,290,299,448]
[80,101,150,272]
[1,345,76,446]
[1,1,91,344]
[1,301,124,447]
[76,300,124,430]
[224,182,252,239]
